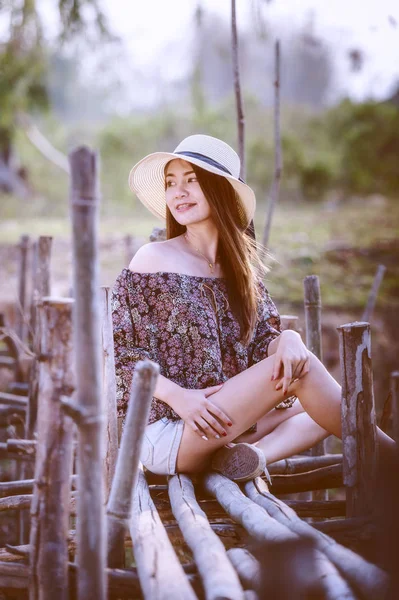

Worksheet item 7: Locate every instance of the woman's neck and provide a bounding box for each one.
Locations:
[184,224,219,264]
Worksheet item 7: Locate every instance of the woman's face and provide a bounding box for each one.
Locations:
[165,159,212,226]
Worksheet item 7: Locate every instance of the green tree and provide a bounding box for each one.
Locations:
[0,0,112,196]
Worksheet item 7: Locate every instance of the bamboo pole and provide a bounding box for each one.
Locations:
[17,234,30,342]
[245,478,388,600]
[23,235,54,543]
[337,322,377,518]
[362,264,386,323]
[168,474,244,600]
[0,392,27,407]
[204,473,354,599]
[0,494,77,513]
[101,287,118,503]
[107,360,159,568]
[227,548,261,591]
[231,0,245,180]
[304,275,327,501]
[271,463,342,494]
[129,468,197,600]
[29,298,75,600]
[262,40,282,249]
[69,145,106,600]
[268,454,342,475]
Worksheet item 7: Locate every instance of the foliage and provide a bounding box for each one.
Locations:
[326,100,399,196]
[299,160,334,201]
[0,0,113,132]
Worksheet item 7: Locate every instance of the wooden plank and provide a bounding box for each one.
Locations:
[205,473,355,599]
[245,478,388,600]
[29,298,75,600]
[168,474,244,600]
[69,145,106,600]
[337,322,377,518]
[129,469,197,599]
[107,361,159,568]
[101,286,118,504]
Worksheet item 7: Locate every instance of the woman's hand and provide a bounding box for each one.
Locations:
[272,330,311,394]
[174,384,232,441]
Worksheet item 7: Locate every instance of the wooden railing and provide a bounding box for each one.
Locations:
[0,146,396,599]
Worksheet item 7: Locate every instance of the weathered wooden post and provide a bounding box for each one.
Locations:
[304,275,327,502]
[107,361,159,568]
[29,298,75,600]
[30,237,52,340]
[17,234,30,341]
[69,146,106,600]
[27,236,53,438]
[337,322,377,518]
[101,287,118,503]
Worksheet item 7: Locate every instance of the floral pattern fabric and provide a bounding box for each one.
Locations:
[112,269,289,425]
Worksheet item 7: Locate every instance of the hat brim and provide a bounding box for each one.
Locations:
[128,152,256,228]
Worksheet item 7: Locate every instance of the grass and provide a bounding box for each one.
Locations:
[1,194,398,310]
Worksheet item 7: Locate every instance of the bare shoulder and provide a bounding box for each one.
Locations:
[128,238,181,273]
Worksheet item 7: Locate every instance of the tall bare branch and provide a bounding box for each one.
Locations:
[262,40,282,249]
[231,0,246,180]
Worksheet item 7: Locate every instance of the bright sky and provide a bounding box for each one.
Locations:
[37,0,399,107]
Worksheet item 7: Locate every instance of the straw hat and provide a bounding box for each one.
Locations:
[128,134,256,228]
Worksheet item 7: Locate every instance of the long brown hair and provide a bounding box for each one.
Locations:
[166,163,268,345]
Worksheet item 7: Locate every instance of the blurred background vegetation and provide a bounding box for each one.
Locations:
[0,1,398,405]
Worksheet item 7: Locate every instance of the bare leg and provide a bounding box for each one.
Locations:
[256,412,329,464]
[176,352,394,473]
[177,352,339,471]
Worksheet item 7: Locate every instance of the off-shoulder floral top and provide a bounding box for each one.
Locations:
[112,269,293,425]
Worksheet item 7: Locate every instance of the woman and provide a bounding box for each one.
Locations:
[112,134,394,482]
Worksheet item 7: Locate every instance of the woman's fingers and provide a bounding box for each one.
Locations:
[196,416,222,440]
[190,421,207,440]
[202,410,228,437]
[205,401,232,429]
[294,356,311,380]
[272,356,282,381]
[275,352,311,391]
[292,358,306,380]
[282,359,292,394]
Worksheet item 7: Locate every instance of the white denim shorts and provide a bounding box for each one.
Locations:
[140,417,185,476]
